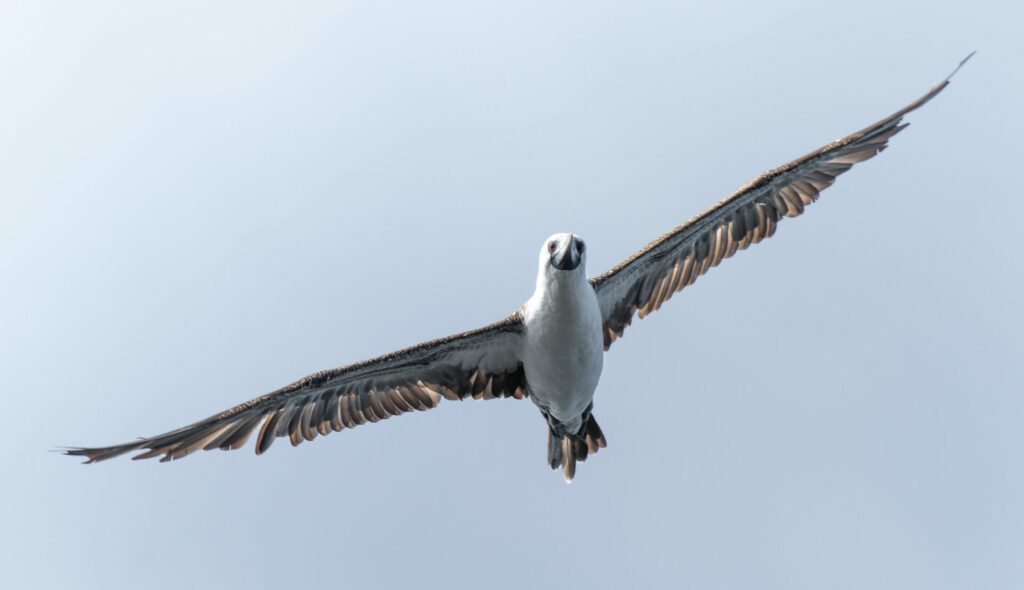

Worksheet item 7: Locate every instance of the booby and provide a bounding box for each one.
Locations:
[66,56,971,481]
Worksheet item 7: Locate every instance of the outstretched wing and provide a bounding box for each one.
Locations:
[590,55,971,349]
[67,313,526,463]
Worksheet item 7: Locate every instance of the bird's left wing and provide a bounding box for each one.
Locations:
[66,312,526,463]
[590,55,970,350]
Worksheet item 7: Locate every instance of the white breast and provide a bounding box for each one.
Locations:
[521,271,604,433]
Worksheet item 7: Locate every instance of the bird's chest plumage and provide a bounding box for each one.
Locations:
[522,281,604,426]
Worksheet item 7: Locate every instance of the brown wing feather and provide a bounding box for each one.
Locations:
[590,55,971,349]
[66,312,526,463]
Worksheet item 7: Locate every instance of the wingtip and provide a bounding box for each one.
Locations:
[62,448,99,464]
[946,51,976,81]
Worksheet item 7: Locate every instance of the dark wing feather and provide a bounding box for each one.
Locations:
[66,312,526,463]
[590,55,971,350]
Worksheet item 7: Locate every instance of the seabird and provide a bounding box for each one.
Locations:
[66,55,971,482]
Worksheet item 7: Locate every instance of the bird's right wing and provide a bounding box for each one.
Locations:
[590,54,972,349]
[66,312,527,463]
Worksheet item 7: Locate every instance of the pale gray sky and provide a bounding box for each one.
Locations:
[3,2,1022,589]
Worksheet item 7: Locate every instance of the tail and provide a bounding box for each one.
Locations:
[547,414,607,483]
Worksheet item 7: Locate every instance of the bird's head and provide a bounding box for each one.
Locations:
[539,233,586,275]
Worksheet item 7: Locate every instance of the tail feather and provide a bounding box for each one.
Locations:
[546,413,607,483]
[562,437,576,482]
[547,428,563,470]
[583,415,607,454]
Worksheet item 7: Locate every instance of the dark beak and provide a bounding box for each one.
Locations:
[552,235,580,271]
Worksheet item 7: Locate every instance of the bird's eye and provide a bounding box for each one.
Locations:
[548,241,557,253]
[575,241,584,253]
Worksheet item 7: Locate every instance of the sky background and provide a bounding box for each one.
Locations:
[3,2,1022,589]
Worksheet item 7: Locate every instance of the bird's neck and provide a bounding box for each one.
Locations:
[524,267,602,340]
[533,269,590,307]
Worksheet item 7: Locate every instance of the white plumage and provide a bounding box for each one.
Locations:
[523,234,604,434]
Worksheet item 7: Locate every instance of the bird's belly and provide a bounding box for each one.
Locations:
[526,348,602,416]
[523,309,604,427]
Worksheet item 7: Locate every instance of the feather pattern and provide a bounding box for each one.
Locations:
[589,55,972,349]
[66,313,527,463]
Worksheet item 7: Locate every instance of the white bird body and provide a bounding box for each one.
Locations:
[522,234,604,436]
[66,56,971,482]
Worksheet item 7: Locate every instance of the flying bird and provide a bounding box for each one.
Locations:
[67,55,971,481]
